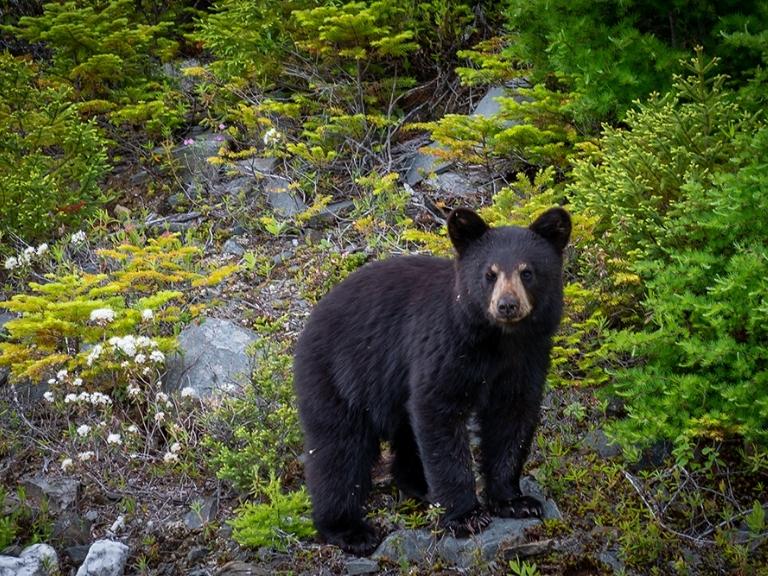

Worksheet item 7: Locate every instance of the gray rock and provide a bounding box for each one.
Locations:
[164,318,259,397]
[424,171,478,198]
[471,85,508,118]
[186,546,209,564]
[374,477,559,568]
[184,497,218,530]
[172,131,227,194]
[307,200,355,226]
[345,557,379,575]
[222,239,246,257]
[75,540,130,576]
[0,543,58,576]
[22,477,79,513]
[234,157,278,176]
[599,549,625,574]
[53,509,92,546]
[212,176,256,199]
[583,429,622,459]
[405,141,452,186]
[20,544,58,570]
[264,176,306,218]
[146,211,204,233]
[64,545,92,565]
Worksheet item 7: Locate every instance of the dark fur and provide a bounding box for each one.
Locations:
[293,207,571,555]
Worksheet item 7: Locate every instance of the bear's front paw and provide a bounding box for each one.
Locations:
[440,506,492,538]
[321,521,381,556]
[491,495,543,519]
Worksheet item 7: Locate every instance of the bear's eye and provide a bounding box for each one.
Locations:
[520,269,533,282]
[485,269,497,282]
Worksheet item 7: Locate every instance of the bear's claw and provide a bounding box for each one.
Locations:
[491,495,544,519]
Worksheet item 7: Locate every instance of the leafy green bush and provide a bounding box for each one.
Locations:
[204,335,302,492]
[230,475,315,551]
[9,0,187,137]
[504,0,768,126]
[568,53,768,453]
[0,54,109,242]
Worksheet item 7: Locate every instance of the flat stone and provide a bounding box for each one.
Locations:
[75,540,130,576]
[222,239,246,257]
[423,171,478,198]
[234,157,278,176]
[212,176,256,199]
[164,318,259,397]
[64,545,92,565]
[307,200,355,226]
[405,141,452,186]
[264,176,306,218]
[374,477,559,568]
[52,509,92,546]
[21,477,79,513]
[583,429,621,459]
[19,544,58,569]
[345,557,379,575]
[183,497,218,530]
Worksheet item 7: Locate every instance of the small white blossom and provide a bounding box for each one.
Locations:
[142,367,151,375]
[155,392,169,404]
[127,384,141,397]
[47,378,56,385]
[36,243,48,257]
[90,392,112,406]
[77,424,91,437]
[43,391,55,403]
[120,361,130,368]
[154,411,165,423]
[4,256,18,270]
[180,387,196,398]
[77,391,91,403]
[170,442,181,453]
[127,425,139,434]
[134,353,146,364]
[73,377,83,387]
[150,350,165,364]
[263,127,282,146]
[23,246,36,258]
[110,335,137,357]
[86,344,103,366]
[106,433,122,445]
[163,451,179,463]
[61,458,74,471]
[56,369,68,382]
[90,308,115,325]
[78,451,94,461]
[71,230,87,245]
[141,309,154,321]
[64,393,78,404]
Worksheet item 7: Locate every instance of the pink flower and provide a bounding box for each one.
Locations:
[218,123,226,131]
[183,138,195,146]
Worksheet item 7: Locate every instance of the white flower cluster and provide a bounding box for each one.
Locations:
[163,441,182,463]
[90,307,116,325]
[108,335,159,359]
[263,127,282,146]
[4,243,48,270]
[63,391,112,406]
[71,230,87,245]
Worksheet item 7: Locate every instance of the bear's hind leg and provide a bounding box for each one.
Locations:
[302,396,381,555]
[390,419,428,501]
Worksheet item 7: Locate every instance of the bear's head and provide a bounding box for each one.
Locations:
[447,207,571,331]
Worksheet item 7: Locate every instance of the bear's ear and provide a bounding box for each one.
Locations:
[448,208,489,254]
[529,207,571,254]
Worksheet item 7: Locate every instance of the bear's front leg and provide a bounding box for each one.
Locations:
[479,371,545,519]
[411,396,491,536]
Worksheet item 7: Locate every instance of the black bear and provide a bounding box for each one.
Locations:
[293,207,571,555]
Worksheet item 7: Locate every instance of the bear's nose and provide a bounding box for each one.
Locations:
[497,296,520,318]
